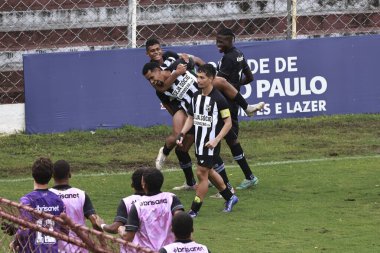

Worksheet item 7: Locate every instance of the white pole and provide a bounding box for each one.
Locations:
[128,0,137,48]
[292,0,297,39]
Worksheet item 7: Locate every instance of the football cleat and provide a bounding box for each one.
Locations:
[236,177,259,190]
[172,182,196,191]
[223,195,239,212]
[188,210,198,218]
[210,187,235,199]
[245,102,265,117]
[155,147,167,170]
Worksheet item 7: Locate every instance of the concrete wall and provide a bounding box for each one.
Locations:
[0,104,25,134]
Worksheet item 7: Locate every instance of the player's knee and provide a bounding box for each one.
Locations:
[175,144,187,152]
[196,167,208,180]
[166,135,177,147]
[226,138,239,146]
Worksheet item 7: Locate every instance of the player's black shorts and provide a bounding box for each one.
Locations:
[188,125,195,135]
[169,100,185,115]
[196,144,221,169]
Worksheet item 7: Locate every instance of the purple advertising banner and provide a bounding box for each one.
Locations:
[24,35,380,134]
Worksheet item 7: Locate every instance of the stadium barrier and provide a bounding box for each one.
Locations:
[1,0,379,104]
[0,197,157,253]
[22,35,380,134]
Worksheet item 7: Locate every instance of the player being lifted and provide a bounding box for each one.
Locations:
[145,38,198,190]
[177,64,239,217]
[142,60,245,194]
[146,39,265,190]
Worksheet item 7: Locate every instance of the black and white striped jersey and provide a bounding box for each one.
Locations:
[188,88,231,156]
[162,59,199,112]
[150,51,179,70]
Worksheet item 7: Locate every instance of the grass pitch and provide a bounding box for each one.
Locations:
[0,114,379,252]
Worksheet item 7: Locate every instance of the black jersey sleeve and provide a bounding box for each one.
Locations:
[166,58,196,74]
[171,195,184,214]
[156,91,170,104]
[125,204,139,232]
[83,193,96,218]
[164,51,180,60]
[113,200,128,224]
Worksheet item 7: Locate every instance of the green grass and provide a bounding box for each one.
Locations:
[1,114,380,252]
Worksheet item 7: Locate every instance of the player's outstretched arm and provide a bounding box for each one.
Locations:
[89,214,105,231]
[239,67,254,86]
[191,55,205,66]
[118,226,136,242]
[163,63,187,89]
[179,53,205,67]
[100,221,124,234]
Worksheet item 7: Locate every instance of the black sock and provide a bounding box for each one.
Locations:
[233,93,248,110]
[163,143,172,156]
[191,196,203,213]
[219,187,233,201]
[230,143,254,180]
[175,149,196,186]
[214,156,232,190]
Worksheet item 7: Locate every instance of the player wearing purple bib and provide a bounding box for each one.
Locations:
[100,168,145,234]
[119,168,184,251]
[100,168,145,253]
[12,157,65,253]
[159,212,210,253]
[50,160,104,253]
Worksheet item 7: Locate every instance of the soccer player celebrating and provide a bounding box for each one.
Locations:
[216,28,263,190]
[145,38,201,191]
[119,168,184,251]
[50,160,104,252]
[159,212,211,253]
[11,157,66,253]
[143,61,239,194]
[176,64,239,217]
[144,38,264,192]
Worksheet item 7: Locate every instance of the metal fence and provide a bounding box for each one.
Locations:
[0,197,157,253]
[1,0,379,104]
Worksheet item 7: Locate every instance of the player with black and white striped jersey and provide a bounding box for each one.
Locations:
[144,39,262,191]
[176,64,239,217]
[145,38,201,192]
[143,61,238,193]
